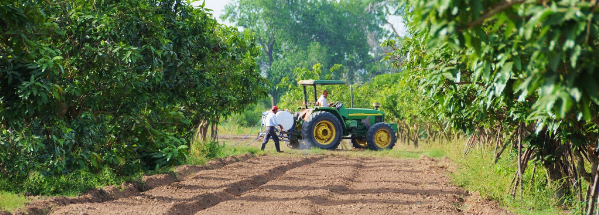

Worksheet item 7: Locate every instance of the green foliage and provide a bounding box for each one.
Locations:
[0,168,139,196]
[223,0,399,103]
[186,141,262,165]
[381,0,599,206]
[200,141,225,159]
[227,103,266,127]
[396,0,599,134]
[364,0,599,210]
[0,0,268,180]
[188,141,225,165]
[447,144,558,214]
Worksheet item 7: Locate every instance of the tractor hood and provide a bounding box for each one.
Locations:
[341,108,384,119]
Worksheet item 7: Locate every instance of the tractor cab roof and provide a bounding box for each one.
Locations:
[298,80,345,86]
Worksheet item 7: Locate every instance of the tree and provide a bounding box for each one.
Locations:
[223,0,394,103]
[388,0,599,207]
[0,0,267,180]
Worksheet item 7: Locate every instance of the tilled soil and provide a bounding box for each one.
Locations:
[15,154,509,215]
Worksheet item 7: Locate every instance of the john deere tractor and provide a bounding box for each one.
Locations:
[286,80,398,150]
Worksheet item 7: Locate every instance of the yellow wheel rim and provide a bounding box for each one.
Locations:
[374,129,391,148]
[314,120,336,145]
[355,138,368,148]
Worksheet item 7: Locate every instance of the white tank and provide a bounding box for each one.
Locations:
[275,111,294,131]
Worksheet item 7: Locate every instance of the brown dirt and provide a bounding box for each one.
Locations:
[13,153,256,215]
[13,153,510,215]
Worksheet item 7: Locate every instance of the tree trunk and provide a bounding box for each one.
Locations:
[539,132,570,205]
[195,120,209,142]
[576,148,593,183]
[211,115,219,142]
[587,163,599,215]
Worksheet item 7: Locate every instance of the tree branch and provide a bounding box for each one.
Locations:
[466,0,527,29]
[386,21,401,38]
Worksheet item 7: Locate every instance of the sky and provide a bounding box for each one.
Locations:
[196,0,406,37]
[198,0,234,26]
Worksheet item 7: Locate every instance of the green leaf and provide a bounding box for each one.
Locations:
[568,87,581,102]
[513,56,521,71]
[583,76,599,104]
[442,72,454,81]
[559,91,573,118]
[494,62,513,96]
[40,92,47,102]
[570,45,581,68]
[548,53,561,71]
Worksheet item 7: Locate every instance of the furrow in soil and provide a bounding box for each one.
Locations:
[50,155,323,215]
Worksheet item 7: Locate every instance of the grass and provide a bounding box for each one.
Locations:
[0,191,28,213]
[0,168,141,197]
[437,139,562,214]
[186,140,264,166]
[218,121,261,136]
[0,168,144,213]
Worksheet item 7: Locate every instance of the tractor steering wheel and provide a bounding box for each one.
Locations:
[334,101,342,109]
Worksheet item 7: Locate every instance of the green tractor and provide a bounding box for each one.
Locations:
[285,80,398,150]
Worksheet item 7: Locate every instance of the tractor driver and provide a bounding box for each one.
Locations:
[316,90,334,107]
[261,106,284,153]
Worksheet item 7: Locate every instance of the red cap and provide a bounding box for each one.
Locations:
[271,106,278,111]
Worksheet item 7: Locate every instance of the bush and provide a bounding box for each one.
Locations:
[187,140,226,165]
[0,168,134,196]
[229,103,266,127]
[201,141,225,159]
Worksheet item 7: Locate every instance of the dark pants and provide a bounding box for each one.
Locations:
[261,126,281,151]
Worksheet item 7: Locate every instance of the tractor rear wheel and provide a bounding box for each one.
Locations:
[351,136,368,149]
[366,122,396,150]
[301,111,342,149]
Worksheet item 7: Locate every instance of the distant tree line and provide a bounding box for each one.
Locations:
[222,0,403,104]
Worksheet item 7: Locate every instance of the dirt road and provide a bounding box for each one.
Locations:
[17,153,507,214]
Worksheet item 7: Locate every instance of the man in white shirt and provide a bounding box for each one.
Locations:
[261,106,284,152]
[316,90,333,107]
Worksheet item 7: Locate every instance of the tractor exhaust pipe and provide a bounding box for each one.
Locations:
[373,103,381,110]
[350,85,353,108]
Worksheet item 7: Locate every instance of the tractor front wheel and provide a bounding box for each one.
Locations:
[301,112,342,150]
[366,123,397,150]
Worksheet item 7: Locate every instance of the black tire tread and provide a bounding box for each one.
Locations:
[351,136,368,149]
[301,111,342,150]
[366,122,397,150]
